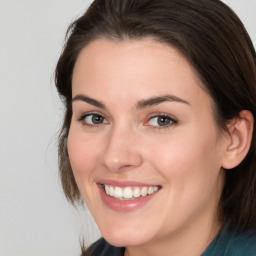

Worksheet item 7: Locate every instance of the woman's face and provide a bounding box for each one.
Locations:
[68,38,228,247]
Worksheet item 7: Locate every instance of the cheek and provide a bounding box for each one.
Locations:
[66,131,104,209]
[149,129,223,219]
[146,125,223,189]
[67,131,100,181]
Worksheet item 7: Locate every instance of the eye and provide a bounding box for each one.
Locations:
[146,115,177,127]
[78,114,108,126]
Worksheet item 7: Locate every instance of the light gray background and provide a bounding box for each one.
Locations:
[0,1,255,256]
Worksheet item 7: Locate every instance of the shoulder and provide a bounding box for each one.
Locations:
[228,228,256,255]
[203,226,256,256]
[87,238,124,256]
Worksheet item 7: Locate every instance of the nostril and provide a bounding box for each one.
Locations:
[101,145,143,173]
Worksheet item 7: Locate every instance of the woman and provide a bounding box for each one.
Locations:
[55,0,256,255]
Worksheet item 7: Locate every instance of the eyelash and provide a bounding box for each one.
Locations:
[145,114,178,129]
[77,113,178,129]
[78,113,109,127]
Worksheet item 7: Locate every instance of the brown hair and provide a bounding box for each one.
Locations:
[55,0,256,236]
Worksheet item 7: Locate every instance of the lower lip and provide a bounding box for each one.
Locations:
[98,184,160,212]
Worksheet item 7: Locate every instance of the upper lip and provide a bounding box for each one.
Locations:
[97,179,161,188]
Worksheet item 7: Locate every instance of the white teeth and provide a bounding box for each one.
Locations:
[105,185,110,195]
[114,187,123,198]
[109,186,114,196]
[104,185,159,200]
[148,187,154,195]
[133,187,140,198]
[141,187,147,196]
[123,187,133,199]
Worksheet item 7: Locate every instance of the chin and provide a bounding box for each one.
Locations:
[104,235,150,248]
[99,224,155,247]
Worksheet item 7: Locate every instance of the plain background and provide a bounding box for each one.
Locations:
[0,1,255,255]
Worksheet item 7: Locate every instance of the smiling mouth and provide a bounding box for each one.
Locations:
[102,184,160,200]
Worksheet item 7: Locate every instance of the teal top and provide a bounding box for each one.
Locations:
[88,226,256,255]
[202,225,256,256]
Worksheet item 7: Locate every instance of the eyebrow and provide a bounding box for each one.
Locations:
[72,94,106,109]
[136,95,190,109]
[72,94,190,109]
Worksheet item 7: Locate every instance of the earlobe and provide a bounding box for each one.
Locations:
[222,110,254,169]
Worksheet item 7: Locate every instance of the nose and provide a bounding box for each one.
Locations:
[101,126,143,173]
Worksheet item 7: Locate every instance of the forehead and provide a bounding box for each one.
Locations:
[73,38,200,81]
[72,38,212,110]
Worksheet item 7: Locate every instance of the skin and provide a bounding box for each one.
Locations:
[68,38,232,256]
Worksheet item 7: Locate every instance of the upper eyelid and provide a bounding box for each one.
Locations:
[76,111,108,120]
[147,112,178,121]
[150,115,177,121]
[80,113,107,120]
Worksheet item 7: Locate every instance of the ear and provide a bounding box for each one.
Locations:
[221,110,254,169]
